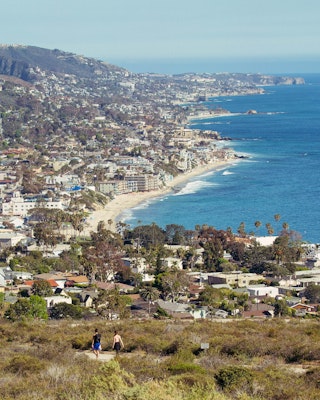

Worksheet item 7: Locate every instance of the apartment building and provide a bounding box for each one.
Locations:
[1,191,64,216]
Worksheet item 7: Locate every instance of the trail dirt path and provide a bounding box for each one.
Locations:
[84,350,116,362]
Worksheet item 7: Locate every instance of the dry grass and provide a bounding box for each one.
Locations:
[0,318,320,399]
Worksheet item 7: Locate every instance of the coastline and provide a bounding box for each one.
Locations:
[83,158,235,234]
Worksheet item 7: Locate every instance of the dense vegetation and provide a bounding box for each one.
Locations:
[0,318,320,399]
[3,216,312,321]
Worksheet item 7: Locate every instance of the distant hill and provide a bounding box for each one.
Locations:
[0,44,126,82]
[0,44,305,86]
[0,44,305,150]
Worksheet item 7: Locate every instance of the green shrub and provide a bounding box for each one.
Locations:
[87,360,135,395]
[168,362,205,375]
[133,334,170,354]
[215,365,253,391]
[168,372,216,389]
[118,355,168,383]
[71,334,91,350]
[50,302,84,319]
[162,340,179,355]
[305,367,320,389]
[7,354,46,376]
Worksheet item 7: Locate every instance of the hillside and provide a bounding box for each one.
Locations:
[1,318,320,399]
[0,44,304,150]
[0,44,126,81]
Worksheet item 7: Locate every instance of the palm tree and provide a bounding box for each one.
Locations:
[274,214,281,234]
[267,226,274,235]
[274,214,281,223]
[254,220,262,235]
[282,222,289,232]
[237,222,246,238]
[140,286,160,315]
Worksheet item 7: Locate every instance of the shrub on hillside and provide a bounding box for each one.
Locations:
[7,354,46,376]
[168,362,205,375]
[215,365,253,391]
[49,302,84,319]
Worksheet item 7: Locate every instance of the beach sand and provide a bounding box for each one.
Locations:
[83,159,235,234]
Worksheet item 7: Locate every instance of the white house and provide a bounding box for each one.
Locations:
[247,285,279,298]
[0,231,27,249]
[12,271,33,281]
[297,276,320,288]
[0,266,13,285]
[122,257,149,274]
[44,295,72,308]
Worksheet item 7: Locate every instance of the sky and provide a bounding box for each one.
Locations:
[1,0,320,74]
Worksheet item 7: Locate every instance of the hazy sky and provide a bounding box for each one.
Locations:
[1,0,319,73]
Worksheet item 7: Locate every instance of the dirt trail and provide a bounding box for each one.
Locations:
[83,350,116,362]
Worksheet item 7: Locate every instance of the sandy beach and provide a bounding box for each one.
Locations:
[84,159,235,235]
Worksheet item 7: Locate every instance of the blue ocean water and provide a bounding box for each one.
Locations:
[120,74,320,243]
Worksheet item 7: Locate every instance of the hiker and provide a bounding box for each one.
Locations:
[92,328,101,359]
[113,330,124,355]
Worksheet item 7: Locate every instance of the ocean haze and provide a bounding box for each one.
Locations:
[107,57,320,75]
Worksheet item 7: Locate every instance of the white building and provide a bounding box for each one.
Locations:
[44,295,72,308]
[247,285,279,298]
[253,236,278,246]
[1,191,64,216]
[0,231,27,249]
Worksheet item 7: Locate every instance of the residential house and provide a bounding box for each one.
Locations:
[0,231,27,249]
[305,258,320,268]
[0,266,13,285]
[122,257,149,274]
[122,257,153,281]
[208,271,264,288]
[44,295,72,308]
[242,302,275,318]
[33,273,67,289]
[45,173,81,189]
[65,275,89,287]
[78,290,99,308]
[284,296,303,307]
[297,276,320,288]
[130,294,153,318]
[210,309,229,319]
[156,299,191,319]
[12,270,33,281]
[295,269,320,277]
[247,285,279,298]
[278,285,305,296]
[290,303,318,316]
[188,282,205,300]
[95,282,135,293]
[189,306,210,319]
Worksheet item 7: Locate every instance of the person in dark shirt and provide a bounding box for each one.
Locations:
[92,328,101,359]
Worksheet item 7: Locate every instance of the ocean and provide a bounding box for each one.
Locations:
[120,73,320,244]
